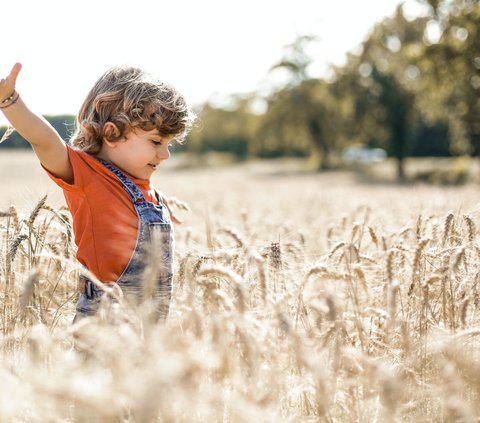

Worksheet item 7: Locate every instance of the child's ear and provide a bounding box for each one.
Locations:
[102,122,122,146]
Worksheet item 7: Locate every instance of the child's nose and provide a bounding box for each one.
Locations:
[157,145,170,160]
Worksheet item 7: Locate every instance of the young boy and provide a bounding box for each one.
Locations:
[0,63,195,321]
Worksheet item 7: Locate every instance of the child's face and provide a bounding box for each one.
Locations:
[102,128,174,180]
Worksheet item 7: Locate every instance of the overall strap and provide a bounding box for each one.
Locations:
[96,158,145,204]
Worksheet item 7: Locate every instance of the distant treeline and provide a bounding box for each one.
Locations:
[1,1,478,181]
[0,115,75,148]
[0,111,449,159]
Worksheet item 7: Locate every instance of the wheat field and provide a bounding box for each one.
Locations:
[1,151,480,422]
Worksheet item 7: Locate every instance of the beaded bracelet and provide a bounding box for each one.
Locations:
[0,91,20,109]
[1,90,16,103]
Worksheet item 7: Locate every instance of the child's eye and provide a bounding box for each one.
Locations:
[151,140,162,146]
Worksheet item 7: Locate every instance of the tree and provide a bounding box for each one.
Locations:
[256,79,344,166]
[333,6,427,181]
[416,1,480,156]
[186,95,260,159]
[260,35,347,169]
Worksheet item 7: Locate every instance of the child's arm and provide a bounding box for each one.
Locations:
[0,63,73,183]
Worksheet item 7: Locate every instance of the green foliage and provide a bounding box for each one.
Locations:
[418,1,480,156]
[410,120,450,157]
[185,98,260,160]
[411,156,471,185]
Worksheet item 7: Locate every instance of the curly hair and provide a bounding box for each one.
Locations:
[70,66,195,154]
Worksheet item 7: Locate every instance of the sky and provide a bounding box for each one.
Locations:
[1,0,428,126]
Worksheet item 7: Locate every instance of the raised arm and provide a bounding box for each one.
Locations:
[0,63,73,183]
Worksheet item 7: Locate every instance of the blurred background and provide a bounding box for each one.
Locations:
[1,0,479,185]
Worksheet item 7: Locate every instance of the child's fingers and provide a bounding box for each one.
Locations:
[7,62,22,85]
[0,63,21,99]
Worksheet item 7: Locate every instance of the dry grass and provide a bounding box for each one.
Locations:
[1,151,480,421]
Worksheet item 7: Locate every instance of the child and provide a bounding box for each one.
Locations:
[0,63,195,322]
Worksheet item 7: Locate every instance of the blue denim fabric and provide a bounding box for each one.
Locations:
[74,158,174,322]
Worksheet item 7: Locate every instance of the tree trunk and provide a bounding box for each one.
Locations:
[308,120,331,171]
[469,132,480,157]
[396,157,406,183]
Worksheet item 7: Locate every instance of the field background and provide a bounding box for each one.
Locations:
[1,150,480,422]
[5,150,480,268]
[4,150,479,222]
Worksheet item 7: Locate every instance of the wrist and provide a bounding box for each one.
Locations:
[1,90,15,103]
[0,91,20,109]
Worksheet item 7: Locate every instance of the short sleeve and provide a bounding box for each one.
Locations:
[42,146,90,192]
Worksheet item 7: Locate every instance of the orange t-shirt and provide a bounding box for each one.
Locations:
[44,146,159,283]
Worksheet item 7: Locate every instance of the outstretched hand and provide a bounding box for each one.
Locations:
[0,63,21,102]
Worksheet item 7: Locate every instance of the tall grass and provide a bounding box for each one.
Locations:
[1,176,480,422]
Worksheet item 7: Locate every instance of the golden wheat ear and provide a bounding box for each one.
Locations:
[167,196,190,212]
[164,195,190,224]
[0,126,15,144]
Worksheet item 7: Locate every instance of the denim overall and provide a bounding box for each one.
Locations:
[74,159,174,322]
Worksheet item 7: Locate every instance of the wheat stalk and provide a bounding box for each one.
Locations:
[442,212,454,246]
[25,195,48,229]
[0,126,15,144]
[463,215,476,242]
[198,264,245,313]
